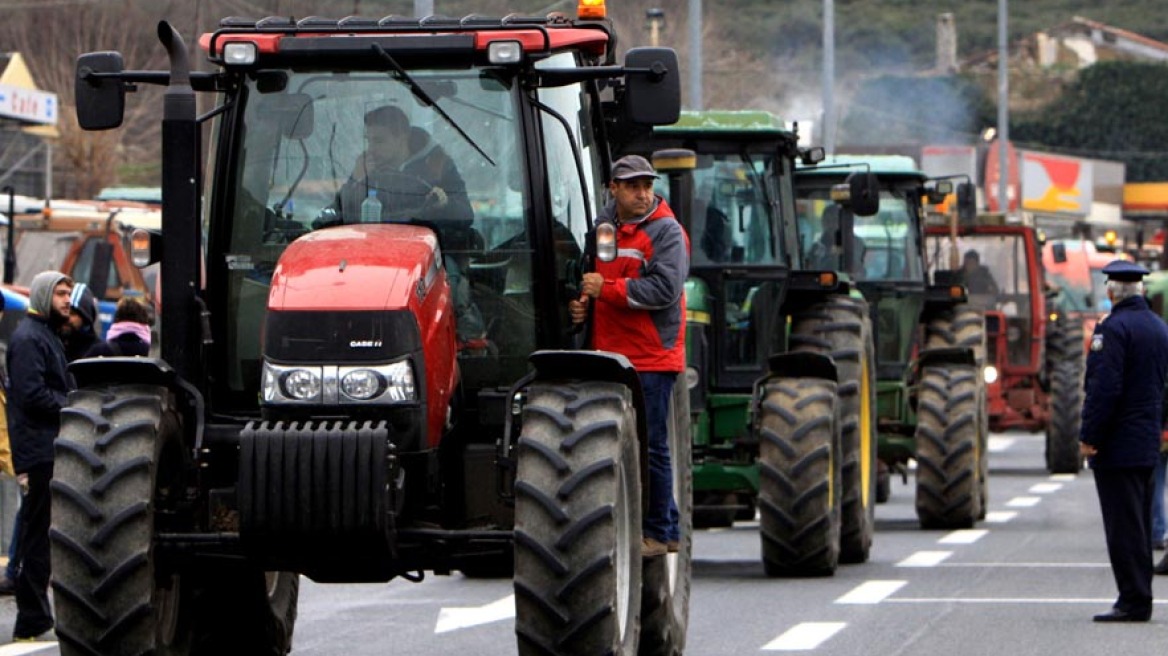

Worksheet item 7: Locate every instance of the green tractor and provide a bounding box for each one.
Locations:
[794,156,988,529]
[626,110,880,574]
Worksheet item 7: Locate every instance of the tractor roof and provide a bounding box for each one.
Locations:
[198,14,613,62]
[655,110,794,137]
[797,153,926,180]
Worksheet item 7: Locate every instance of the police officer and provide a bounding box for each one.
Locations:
[1081,259,1168,622]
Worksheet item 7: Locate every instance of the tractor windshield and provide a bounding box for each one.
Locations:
[795,187,924,281]
[216,64,590,400]
[678,154,785,266]
[928,232,1035,366]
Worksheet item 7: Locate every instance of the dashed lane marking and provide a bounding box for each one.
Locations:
[0,643,56,655]
[435,594,515,633]
[1049,474,1076,482]
[887,597,1163,605]
[984,511,1018,523]
[761,622,846,651]
[987,436,1015,452]
[930,562,1108,568]
[1006,496,1042,507]
[1029,482,1063,494]
[835,580,907,604]
[896,551,952,567]
[938,529,988,545]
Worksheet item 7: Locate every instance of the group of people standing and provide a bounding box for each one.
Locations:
[2,271,151,641]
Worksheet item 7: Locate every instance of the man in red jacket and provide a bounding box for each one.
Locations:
[569,154,689,557]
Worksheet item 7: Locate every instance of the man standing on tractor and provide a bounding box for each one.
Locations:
[7,271,75,641]
[569,154,689,558]
[1080,259,1168,623]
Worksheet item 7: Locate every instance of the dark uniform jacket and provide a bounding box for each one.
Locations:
[7,315,73,473]
[1081,294,1168,468]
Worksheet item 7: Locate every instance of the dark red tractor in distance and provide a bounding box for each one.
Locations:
[926,220,1085,474]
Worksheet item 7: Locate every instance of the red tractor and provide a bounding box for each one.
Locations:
[926,220,1085,473]
[63,7,690,655]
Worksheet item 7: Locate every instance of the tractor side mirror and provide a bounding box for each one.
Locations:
[846,172,880,217]
[75,51,126,131]
[1051,242,1068,263]
[956,182,976,224]
[624,48,681,126]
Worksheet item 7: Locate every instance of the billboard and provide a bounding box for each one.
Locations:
[1021,151,1092,216]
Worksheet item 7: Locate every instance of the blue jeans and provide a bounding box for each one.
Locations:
[1154,451,1167,544]
[639,372,679,544]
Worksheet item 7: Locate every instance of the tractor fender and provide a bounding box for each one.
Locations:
[750,351,838,432]
[527,350,650,492]
[917,346,977,372]
[68,356,205,452]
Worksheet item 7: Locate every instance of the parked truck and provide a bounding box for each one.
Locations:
[64,5,690,655]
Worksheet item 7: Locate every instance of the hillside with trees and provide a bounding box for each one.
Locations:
[2,0,1167,194]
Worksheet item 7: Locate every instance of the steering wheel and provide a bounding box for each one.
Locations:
[357,168,435,223]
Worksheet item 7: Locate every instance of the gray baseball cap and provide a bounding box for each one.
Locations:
[611,154,658,181]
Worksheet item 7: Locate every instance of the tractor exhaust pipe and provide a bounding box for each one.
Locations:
[157,21,203,385]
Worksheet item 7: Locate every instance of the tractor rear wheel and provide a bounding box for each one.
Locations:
[50,385,298,656]
[790,297,877,564]
[914,366,982,529]
[639,376,693,656]
[924,305,986,365]
[514,382,641,656]
[1045,320,1085,473]
[757,378,840,577]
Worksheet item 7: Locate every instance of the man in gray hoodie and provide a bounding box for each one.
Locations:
[7,270,74,640]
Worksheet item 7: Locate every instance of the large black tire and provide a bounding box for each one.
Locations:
[914,367,982,529]
[50,385,298,656]
[639,376,693,656]
[757,378,841,577]
[514,382,642,655]
[790,297,877,564]
[1045,319,1085,473]
[924,305,986,365]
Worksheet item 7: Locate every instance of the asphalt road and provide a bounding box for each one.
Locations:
[4,430,1168,655]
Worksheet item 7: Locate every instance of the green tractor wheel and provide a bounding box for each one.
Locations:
[757,378,841,577]
[914,365,982,529]
[790,296,877,564]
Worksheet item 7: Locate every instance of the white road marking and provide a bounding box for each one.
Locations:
[1049,474,1077,482]
[1006,496,1042,507]
[1029,482,1063,494]
[938,529,988,544]
[988,436,1015,452]
[896,551,952,567]
[984,511,1018,523]
[0,643,57,655]
[762,622,847,651]
[435,594,515,633]
[888,597,1164,604]
[835,580,906,604]
[931,562,1108,568]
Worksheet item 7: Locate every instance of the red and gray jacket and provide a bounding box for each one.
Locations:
[591,195,689,373]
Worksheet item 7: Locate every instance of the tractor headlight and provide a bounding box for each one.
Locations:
[339,361,416,402]
[685,366,700,390]
[983,365,999,384]
[263,360,416,405]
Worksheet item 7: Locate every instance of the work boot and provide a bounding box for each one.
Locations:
[642,538,667,558]
[666,540,679,553]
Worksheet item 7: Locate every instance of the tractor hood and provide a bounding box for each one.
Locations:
[268,224,440,312]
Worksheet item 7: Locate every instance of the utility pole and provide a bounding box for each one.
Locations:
[823,0,836,154]
[997,0,1010,216]
[687,0,702,110]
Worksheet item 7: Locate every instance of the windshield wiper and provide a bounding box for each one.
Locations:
[371,44,495,167]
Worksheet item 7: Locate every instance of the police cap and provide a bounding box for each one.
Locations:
[1101,259,1149,283]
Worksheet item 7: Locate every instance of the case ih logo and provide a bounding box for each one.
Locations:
[349,340,383,348]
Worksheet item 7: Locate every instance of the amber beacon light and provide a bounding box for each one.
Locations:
[577,0,606,20]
